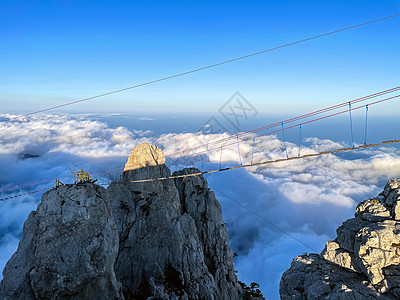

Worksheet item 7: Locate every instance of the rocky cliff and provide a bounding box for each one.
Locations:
[280,178,400,300]
[0,143,250,300]
[0,183,123,299]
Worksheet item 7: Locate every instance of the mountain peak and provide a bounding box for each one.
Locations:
[0,144,261,299]
[124,142,165,171]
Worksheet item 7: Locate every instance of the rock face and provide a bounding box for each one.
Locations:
[1,143,246,299]
[0,184,123,300]
[109,165,241,299]
[124,142,165,171]
[280,178,400,299]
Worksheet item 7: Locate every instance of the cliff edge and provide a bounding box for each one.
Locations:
[0,143,254,300]
[280,178,400,300]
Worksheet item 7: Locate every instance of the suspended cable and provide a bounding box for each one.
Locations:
[2,139,399,202]
[282,122,289,159]
[205,179,318,252]
[251,137,256,165]
[348,102,355,148]
[166,86,400,159]
[364,105,369,145]
[130,139,400,183]
[171,94,400,161]
[237,135,243,166]
[0,178,54,193]
[0,187,52,202]
[298,124,302,157]
[2,90,399,193]
[219,146,223,169]
[4,14,400,121]
[2,87,398,194]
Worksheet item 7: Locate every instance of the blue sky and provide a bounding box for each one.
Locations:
[1,0,399,115]
[1,3,400,298]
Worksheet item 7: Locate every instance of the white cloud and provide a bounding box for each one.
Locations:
[0,113,399,300]
[278,181,354,207]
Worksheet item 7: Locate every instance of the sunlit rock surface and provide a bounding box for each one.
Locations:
[123,142,165,171]
[280,178,400,300]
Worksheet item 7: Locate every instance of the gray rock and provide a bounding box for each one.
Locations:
[322,241,356,271]
[0,211,37,299]
[383,179,400,199]
[280,178,400,299]
[383,179,400,220]
[174,168,239,299]
[336,218,367,252]
[1,143,256,300]
[109,165,242,299]
[353,220,400,288]
[280,253,388,300]
[0,184,123,300]
[355,198,391,222]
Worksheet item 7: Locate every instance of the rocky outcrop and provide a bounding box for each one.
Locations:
[280,178,400,299]
[109,164,241,299]
[0,184,123,300]
[1,143,248,299]
[124,142,165,171]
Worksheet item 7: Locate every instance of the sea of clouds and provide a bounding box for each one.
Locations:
[1,113,399,299]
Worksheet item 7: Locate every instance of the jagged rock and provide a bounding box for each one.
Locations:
[336,218,367,252]
[355,198,391,222]
[354,220,400,287]
[108,164,242,299]
[384,179,400,199]
[383,179,400,220]
[124,142,165,171]
[1,143,251,300]
[0,184,123,300]
[322,241,356,271]
[280,178,400,299]
[174,168,239,298]
[280,253,388,300]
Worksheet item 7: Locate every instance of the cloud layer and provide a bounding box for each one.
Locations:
[1,113,399,299]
